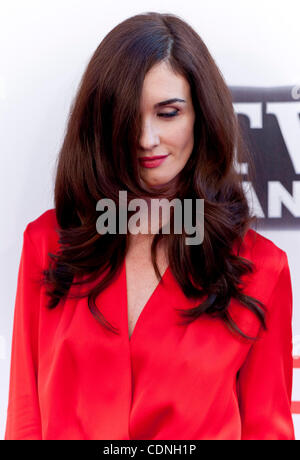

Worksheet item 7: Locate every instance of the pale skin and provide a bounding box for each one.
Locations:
[126,61,196,339]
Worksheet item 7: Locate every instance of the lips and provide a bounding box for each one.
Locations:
[139,154,169,161]
[138,154,169,169]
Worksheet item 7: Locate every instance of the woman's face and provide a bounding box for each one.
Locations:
[137,61,195,188]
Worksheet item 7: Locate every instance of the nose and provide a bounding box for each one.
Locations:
[139,119,160,151]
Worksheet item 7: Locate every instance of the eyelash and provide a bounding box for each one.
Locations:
[157,109,179,118]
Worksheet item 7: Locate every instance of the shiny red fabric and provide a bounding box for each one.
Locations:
[5,209,295,440]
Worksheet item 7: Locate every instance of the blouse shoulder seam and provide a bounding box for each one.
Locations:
[23,223,43,269]
[265,250,287,307]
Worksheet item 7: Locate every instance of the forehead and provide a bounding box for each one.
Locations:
[140,61,191,106]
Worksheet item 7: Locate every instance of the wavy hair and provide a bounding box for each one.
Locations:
[43,11,266,341]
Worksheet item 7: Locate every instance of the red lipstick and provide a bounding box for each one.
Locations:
[139,154,169,168]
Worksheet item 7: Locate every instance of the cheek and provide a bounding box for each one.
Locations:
[166,119,194,153]
[171,130,194,157]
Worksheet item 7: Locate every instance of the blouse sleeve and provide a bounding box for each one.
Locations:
[5,225,43,440]
[236,250,295,440]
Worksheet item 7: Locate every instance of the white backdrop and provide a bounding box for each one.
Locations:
[0,0,299,440]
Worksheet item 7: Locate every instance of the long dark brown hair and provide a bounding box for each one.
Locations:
[44,11,266,341]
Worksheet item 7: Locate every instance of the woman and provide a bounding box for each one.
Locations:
[5,12,295,440]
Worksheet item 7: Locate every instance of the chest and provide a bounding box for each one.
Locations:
[125,250,168,340]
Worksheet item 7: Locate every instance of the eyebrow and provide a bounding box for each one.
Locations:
[154,98,187,108]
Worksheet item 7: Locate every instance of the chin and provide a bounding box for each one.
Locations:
[142,178,170,188]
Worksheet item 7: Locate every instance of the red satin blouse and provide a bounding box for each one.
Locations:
[5,209,295,440]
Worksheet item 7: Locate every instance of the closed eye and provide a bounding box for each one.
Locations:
[157,109,179,118]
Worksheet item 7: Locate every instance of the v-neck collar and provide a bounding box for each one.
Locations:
[122,258,170,344]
